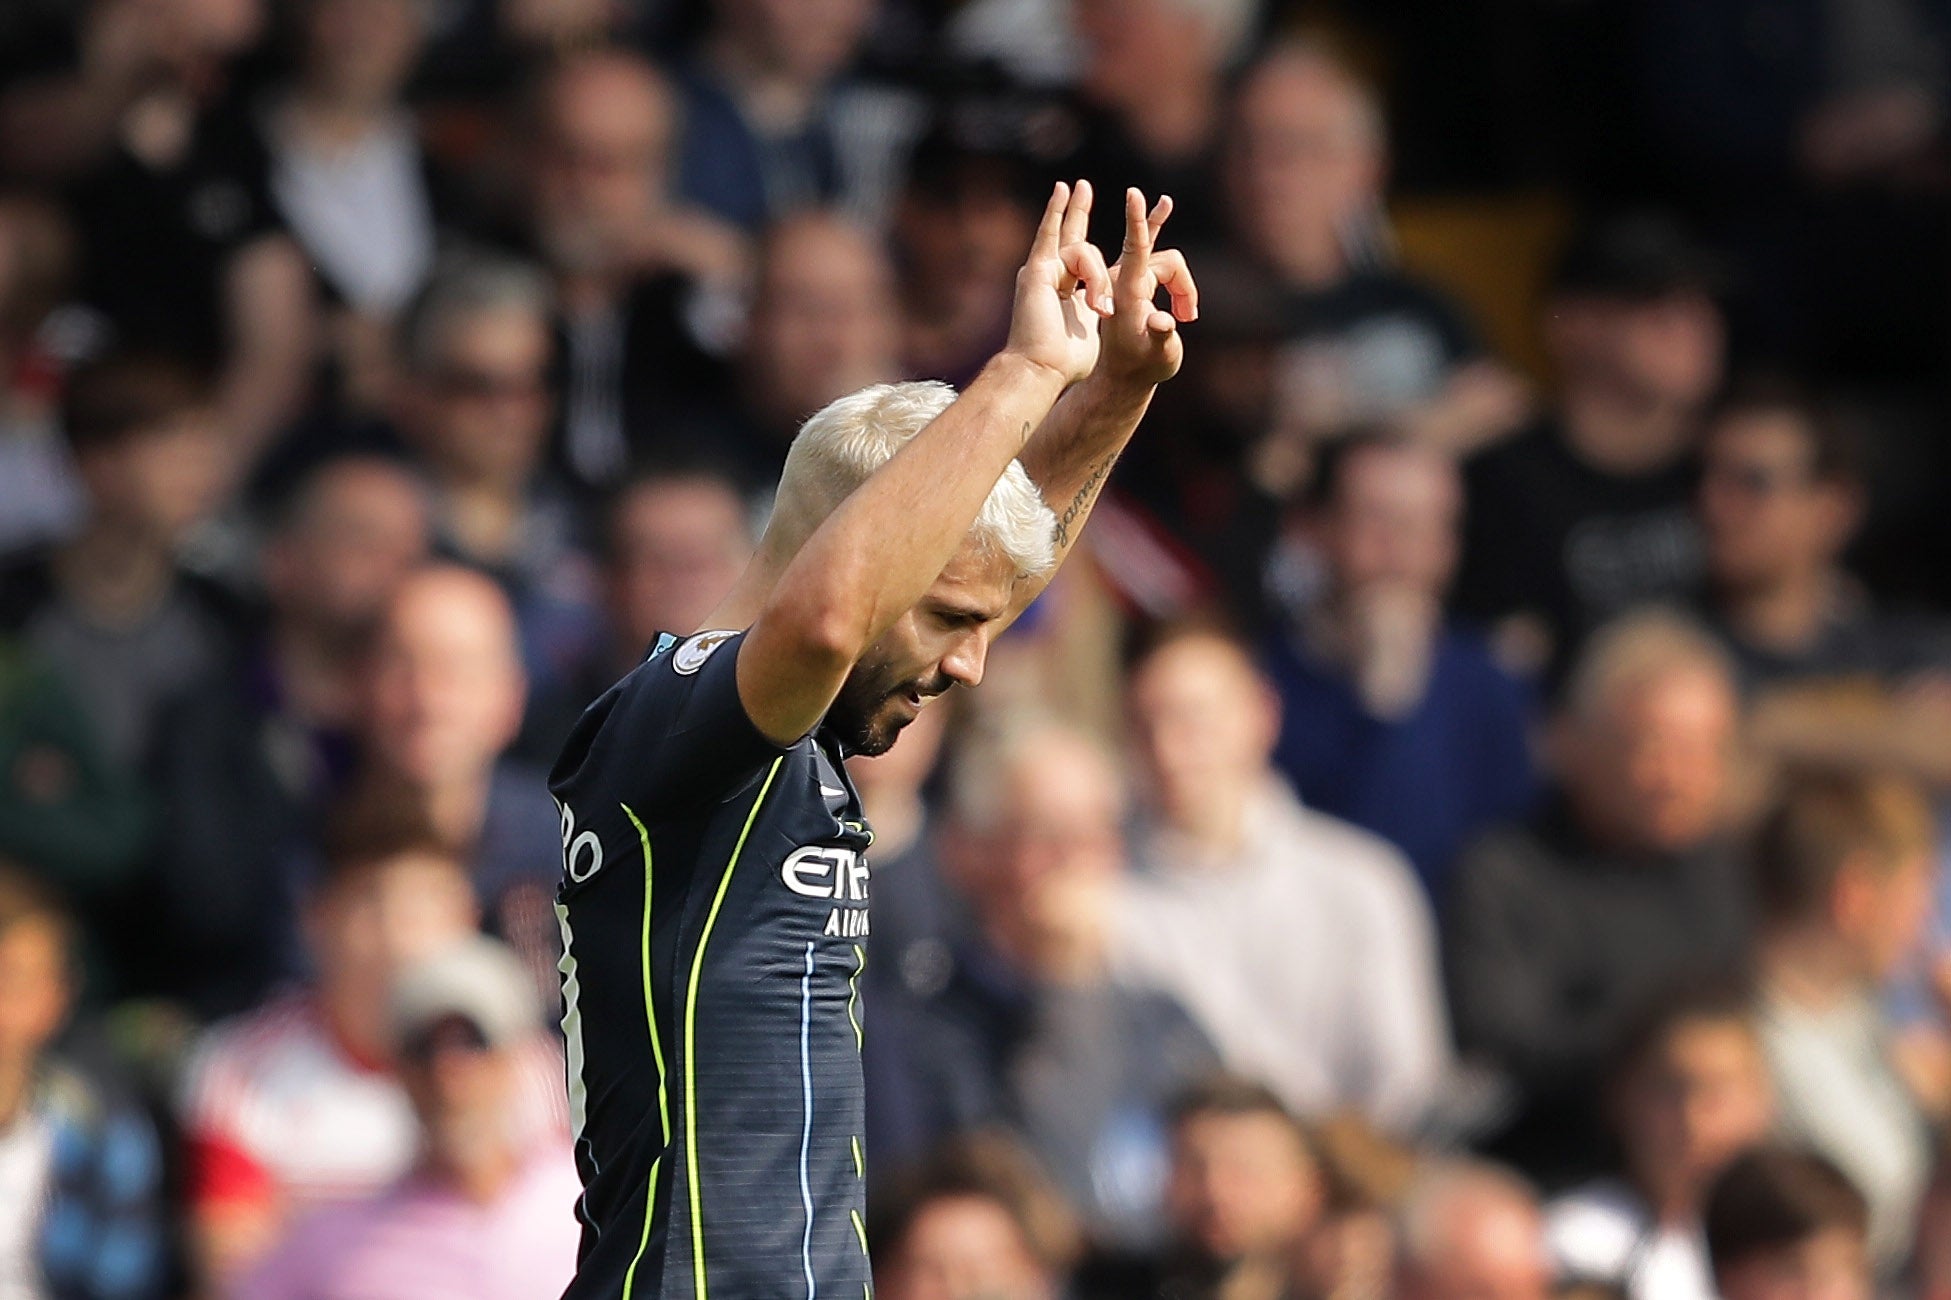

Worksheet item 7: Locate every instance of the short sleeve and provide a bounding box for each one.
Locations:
[549,629,791,817]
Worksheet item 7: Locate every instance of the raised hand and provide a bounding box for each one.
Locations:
[1004,180,1115,388]
[1099,188,1199,387]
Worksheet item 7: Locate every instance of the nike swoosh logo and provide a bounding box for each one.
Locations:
[820,785,846,799]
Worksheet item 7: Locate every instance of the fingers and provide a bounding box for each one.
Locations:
[1121,187,1152,263]
[1150,248,1199,322]
[1148,194,1173,243]
[1062,239,1115,316]
[1060,178,1094,248]
[1030,181,1069,262]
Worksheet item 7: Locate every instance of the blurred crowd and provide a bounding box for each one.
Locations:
[2,0,1951,1298]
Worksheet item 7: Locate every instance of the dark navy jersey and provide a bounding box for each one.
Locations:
[551,628,874,1300]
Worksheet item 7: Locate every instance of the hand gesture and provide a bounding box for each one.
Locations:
[1004,180,1115,387]
[1099,188,1199,387]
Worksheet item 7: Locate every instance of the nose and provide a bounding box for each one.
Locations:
[940,626,990,689]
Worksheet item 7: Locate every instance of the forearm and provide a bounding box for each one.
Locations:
[1011,374,1155,611]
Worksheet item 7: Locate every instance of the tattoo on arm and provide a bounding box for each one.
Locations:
[1053,455,1115,549]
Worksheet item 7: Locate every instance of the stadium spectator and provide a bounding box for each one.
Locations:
[176,806,564,1289]
[678,210,906,493]
[56,0,317,459]
[1225,43,1528,479]
[393,251,597,689]
[1704,1147,1873,1300]
[259,0,437,408]
[881,716,1215,1243]
[1062,0,1254,251]
[1546,979,1775,1300]
[143,454,429,1016]
[873,1133,1082,1300]
[1117,622,1451,1130]
[673,0,903,231]
[0,867,166,1300]
[1393,1161,1553,1300]
[0,194,85,555]
[852,696,958,1168]
[0,648,149,998]
[1265,432,1537,894]
[1749,769,1939,1269]
[1454,214,1726,680]
[1445,610,1750,1181]
[0,352,241,769]
[1696,382,1951,786]
[1133,1078,1325,1300]
[521,48,740,488]
[234,935,582,1300]
[353,565,561,998]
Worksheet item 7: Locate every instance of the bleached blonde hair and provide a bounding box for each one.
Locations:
[773,381,1058,578]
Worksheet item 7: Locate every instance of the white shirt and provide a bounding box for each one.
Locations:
[269,109,434,315]
[0,1108,53,1300]
[1546,1178,1715,1300]
[1110,778,1451,1129]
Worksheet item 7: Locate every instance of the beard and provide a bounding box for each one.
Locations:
[827,649,951,756]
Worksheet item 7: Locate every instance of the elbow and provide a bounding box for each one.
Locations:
[760,580,872,676]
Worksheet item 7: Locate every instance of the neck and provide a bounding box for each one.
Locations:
[55,520,175,627]
[1110,74,1218,168]
[413,772,492,846]
[1163,778,1254,860]
[1718,568,1838,652]
[1559,385,1696,475]
[707,37,817,132]
[1759,924,1863,1009]
[425,1140,520,1205]
[319,986,389,1069]
[284,83,391,150]
[437,479,527,566]
[1263,229,1349,291]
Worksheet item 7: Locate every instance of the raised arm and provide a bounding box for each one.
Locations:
[730,181,1116,746]
[1008,187,1198,620]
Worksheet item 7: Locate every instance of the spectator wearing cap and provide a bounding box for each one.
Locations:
[1118,621,1451,1132]
[872,1133,1082,1300]
[1226,42,1530,482]
[1704,1147,1873,1300]
[1264,432,1537,896]
[176,803,566,1290]
[234,935,582,1300]
[1546,980,1775,1300]
[144,454,430,1016]
[1749,769,1939,1269]
[0,352,244,770]
[879,715,1215,1245]
[1694,380,1951,786]
[0,867,166,1300]
[1445,610,1750,1183]
[1454,213,1727,682]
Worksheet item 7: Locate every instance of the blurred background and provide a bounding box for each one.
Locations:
[1,0,1950,1297]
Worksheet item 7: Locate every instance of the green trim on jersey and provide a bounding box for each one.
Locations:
[684,757,787,1300]
[619,803,671,1300]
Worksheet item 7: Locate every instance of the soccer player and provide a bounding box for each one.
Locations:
[550,179,1196,1299]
